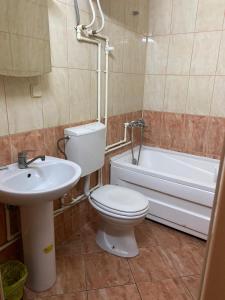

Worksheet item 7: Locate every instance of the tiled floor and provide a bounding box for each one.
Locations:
[24,219,206,300]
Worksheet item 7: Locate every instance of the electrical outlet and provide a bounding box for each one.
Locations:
[30,82,42,98]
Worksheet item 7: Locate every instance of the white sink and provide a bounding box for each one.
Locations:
[0,156,81,206]
[0,156,81,292]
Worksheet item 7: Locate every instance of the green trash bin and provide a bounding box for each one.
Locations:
[0,261,28,300]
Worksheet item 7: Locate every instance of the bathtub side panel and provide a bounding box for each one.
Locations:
[111,165,213,239]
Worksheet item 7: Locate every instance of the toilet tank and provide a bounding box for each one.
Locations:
[64,122,106,177]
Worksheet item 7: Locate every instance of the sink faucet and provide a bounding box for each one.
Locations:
[18,151,45,169]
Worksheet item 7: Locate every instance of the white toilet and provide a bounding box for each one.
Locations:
[64,122,149,257]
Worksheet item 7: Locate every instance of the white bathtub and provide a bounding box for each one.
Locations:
[110,146,220,240]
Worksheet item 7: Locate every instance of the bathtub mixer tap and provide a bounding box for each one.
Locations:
[127,119,146,165]
[127,119,146,128]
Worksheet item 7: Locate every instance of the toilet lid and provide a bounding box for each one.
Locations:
[90,185,149,214]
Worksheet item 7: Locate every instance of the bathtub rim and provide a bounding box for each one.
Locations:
[111,146,219,193]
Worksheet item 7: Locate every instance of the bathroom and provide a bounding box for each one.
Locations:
[0,0,225,299]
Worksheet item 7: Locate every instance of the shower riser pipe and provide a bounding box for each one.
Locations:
[83,0,96,29]
[76,26,102,122]
[88,32,110,130]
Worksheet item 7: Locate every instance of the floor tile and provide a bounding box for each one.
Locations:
[137,278,192,300]
[85,252,134,290]
[135,221,158,249]
[24,220,206,300]
[87,284,141,300]
[56,234,82,256]
[150,221,206,251]
[80,222,103,254]
[33,292,87,300]
[165,245,205,277]
[128,247,178,283]
[182,275,201,300]
[27,255,86,298]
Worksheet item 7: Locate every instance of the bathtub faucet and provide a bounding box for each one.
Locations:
[127,119,146,128]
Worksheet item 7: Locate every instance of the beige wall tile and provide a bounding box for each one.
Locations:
[148,0,173,35]
[4,77,43,134]
[216,31,225,75]
[143,75,165,111]
[0,0,148,138]
[125,0,139,32]
[137,0,149,35]
[164,76,189,113]
[108,72,125,116]
[124,74,144,113]
[90,70,98,120]
[171,0,198,34]
[108,0,125,26]
[190,31,221,75]
[125,0,149,35]
[48,0,68,68]
[69,69,92,123]
[167,34,194,75]
[104,21,125,73]
[145,36,170,75]
[196,0,225,32]
[211,76,225,117]
[186,76,214,115]
[42,67,70,127]
[123,30,146,74]
[0,78,9,136]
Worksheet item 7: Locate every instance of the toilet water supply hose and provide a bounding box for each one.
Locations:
[57,136,70,160]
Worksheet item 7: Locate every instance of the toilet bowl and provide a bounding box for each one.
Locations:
[64,123,149,257]
[89,184,149,257]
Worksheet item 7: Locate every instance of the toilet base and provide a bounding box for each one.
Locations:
[96,218,139,257]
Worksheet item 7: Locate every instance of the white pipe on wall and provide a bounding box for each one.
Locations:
[5,205,20,241]
[84,0,96,29]
[105,141,132,154]
[76,0,131,152]
[97,42,101,122]
[94,0,105,34]
[76,26,102,122]
[106,123,130,150]
[0,236,20,252]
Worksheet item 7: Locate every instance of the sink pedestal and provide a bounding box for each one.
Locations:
[20,201,56,292]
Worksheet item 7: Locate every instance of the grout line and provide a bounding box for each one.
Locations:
[161,0,175,115]
[184,0,199,117]
[209,14,225,117]
[2,77,10,137]
[147,28,225,38]
[126,257,143,300]
[179,276,196,300]
[144,73,225,77]
[2,77,13,163]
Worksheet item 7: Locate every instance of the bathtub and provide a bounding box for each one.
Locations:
[110,146,220,240]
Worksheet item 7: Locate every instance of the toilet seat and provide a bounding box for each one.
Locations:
[90,185,149,219]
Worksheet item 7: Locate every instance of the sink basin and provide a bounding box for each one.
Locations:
[0,156,81,292]
[0,156,81,206]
